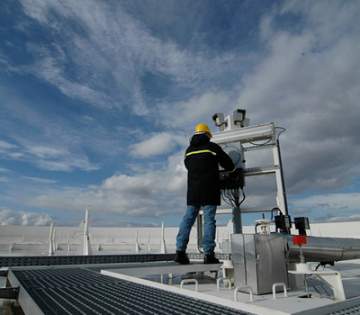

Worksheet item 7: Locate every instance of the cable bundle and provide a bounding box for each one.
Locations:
[219,168,246,208]
[221,187,245,208]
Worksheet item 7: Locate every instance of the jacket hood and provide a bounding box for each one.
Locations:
[190,134,210,147]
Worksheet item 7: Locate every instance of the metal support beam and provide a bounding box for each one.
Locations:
[272,141,289,215]
[212,123,275,145]
[233,206,242,234]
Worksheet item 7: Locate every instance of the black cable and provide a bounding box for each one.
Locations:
[221,187,246,208]
[239,189,246,206]
[248,138,273,146]
[247,126,287,146]
[275,126,286,140]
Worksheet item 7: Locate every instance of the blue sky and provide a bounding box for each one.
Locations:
[0,0,360,226]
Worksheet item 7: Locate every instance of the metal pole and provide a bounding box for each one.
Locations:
[196,214,203,253]
[273,140,289,215]
[276,139,289,215]
[232,206,242,234]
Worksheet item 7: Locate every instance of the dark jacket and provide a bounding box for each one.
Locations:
[185,134,235,206]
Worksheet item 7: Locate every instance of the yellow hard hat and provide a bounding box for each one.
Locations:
[194,123,212,138]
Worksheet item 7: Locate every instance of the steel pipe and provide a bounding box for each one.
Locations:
[287,236,360,262]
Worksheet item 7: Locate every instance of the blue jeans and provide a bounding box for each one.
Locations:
[176,205,217,255]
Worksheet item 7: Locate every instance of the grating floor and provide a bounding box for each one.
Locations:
[0,253,231,268]
[13,268,251,315]
[0,254,176,268]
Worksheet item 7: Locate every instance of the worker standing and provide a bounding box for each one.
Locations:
[175,123,235,264]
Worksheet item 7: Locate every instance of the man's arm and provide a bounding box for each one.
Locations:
[211,143,235,171]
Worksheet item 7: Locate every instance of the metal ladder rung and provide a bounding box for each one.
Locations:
[244,166,279,176]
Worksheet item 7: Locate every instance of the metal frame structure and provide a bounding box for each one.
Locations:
[197,122,288,248]
[213,122,288,216]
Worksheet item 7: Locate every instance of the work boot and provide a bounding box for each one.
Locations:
[175,251,190,265]
[204,252,220,264]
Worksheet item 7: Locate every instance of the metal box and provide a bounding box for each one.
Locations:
[231,233,288,294]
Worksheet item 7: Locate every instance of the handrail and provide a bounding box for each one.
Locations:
[180,279,199,292]
[234,286,254,302]
[216,277,232,291]
[272,282,287,299]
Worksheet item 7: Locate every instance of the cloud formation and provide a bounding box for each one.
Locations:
[130,132,186,157]
[28,152,187,217]
[156,90,236,130]
[0,1,359,225]
[0,208,52,226]
[0,136,98,172]
[235,1,360,196]
[17,0,243,115]
[290,192,360,221]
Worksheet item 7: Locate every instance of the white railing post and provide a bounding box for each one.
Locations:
[272,282,287,299]
[180,279,199,292]
[234,286,254,302]
[48,223,54,256]
[216,277,232,291]
[83,208,91,255]
[160,222,167,254]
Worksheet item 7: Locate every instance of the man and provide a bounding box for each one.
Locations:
[175,123,235,264]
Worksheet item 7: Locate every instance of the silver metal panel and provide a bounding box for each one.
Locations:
[231,234,288,294]
[255,234,288,294]
[231,234,252,290]
[244,235,257,291]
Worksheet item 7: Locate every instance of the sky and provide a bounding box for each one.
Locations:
[0,0,360,227]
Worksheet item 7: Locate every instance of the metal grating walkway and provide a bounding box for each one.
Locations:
[0,253,230,268]
[0,254,176,267]
[13,268,251,315]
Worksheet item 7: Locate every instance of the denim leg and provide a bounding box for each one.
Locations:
[202,205,217,255]
[176,205,200,252]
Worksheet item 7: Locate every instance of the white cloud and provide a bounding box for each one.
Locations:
[27,51,113,109]
[22,176,57,184]
[17,0,244,115]
[34,155,98,172]
[0,208,52,226]
[0,140,18,151]
[0,86,126,173]
[130,132,186,157]
[157,90,235,129]
[290,192,360,221]
[26,145,66,159]
[0,137,98,172]
[292,192,360,211]
[28,152,187,217]
[235,1,360,195]
[4,0,360,223]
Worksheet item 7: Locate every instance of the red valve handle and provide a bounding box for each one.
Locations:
[292,235,307,246]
